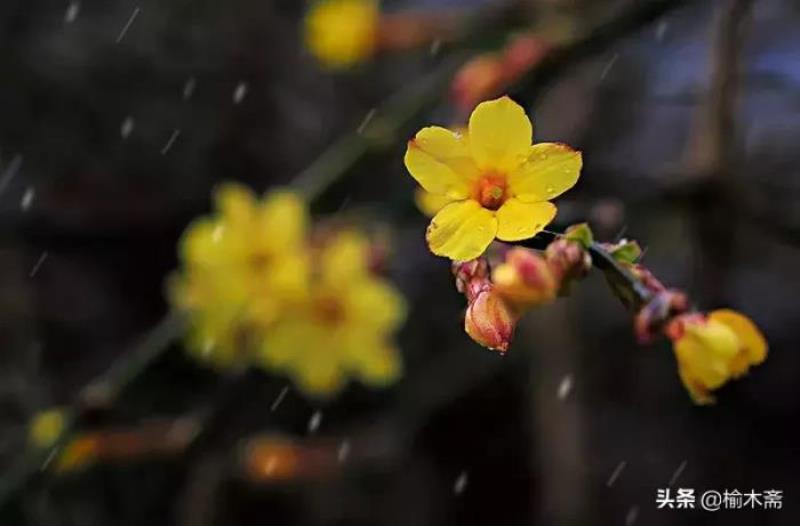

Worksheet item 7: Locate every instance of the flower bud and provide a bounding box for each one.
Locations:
[451,54,507,114]
[452,258,489,296]
[633,289,690,344]
[464,283,518,353]
[492,247,557,310]
[545,239,591,284]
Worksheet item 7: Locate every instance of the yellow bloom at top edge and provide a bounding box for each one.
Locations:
[404,96,583,261]
[671,309,767,405]
[304,0,379,69]
[258,230,406,397]
[169,183,311,369]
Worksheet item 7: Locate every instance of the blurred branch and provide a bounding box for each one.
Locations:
[510,0,696,101]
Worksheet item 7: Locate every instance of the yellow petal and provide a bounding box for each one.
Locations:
[709,309,768,366]
[352,342,402,387]
[426,200,498,261]
[509,143,582,202]
[215,183,258,226]
[495,199,556,241]
[320,230,371,285]
[674,320,739,390]
[257,190,308,250]
[468,96,532,173]
[291,350,345,397]
[415,187,455,217]
[346,278,407,332]
[677,364,715,405]
[405,126,477,199]
[180,218,236,267]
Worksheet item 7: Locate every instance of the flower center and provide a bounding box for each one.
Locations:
[312,296,346,326]
[475,175,508,210]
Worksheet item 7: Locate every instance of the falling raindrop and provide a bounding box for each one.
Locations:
[161,129,181,155]
[337,440,350,463]
[607,461,627,487]
[557,374,573,400]
[202,339,215,356]
[183,77,196,100]
[29,252,49,278]
[668,459,687,486]
[270,385,289,412]
[20,187,35,211]
[655,20,669,41]
[120,116,135,138]
[357,108,376,135]
[453,471,469,495]
[211,225,224,243]
[116,7,141,44]
[625,506,639,525]
[307,410,323,434]
[232,82,249,104]
[430,39,442,56]
[64,2,80,24]
[600,53,619,80]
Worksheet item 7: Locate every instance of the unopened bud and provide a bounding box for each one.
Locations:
[451,54,507,114]
[464,283,517,353]
[492,247,557,309]
[452,258,489,296]
[634,289,690,343]
[545,239,591,284]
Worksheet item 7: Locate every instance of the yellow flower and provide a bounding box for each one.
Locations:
[404,96,582,261]
[258,230,406,397]
[29,408,66,449]
[669,310,767,405]
[304,0,379,69]
[169,183,310,369]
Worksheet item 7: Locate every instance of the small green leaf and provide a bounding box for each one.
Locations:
[564,223,594,248]
[608,240,642,264]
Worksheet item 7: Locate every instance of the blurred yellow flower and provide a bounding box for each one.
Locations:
[169,183,309,369]
[28,408,66,449]
[259,230,405,396]
[170,183,405,397]
[669,309,767,405]
[404,96,582,261]
[305,0,378,69]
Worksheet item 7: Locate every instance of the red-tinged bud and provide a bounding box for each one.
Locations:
[492,247,557,310]
[545,239,591,284]
[451,54,507,114]
[503,34,550,78]
[626,263,665,293]
[452,258,489,296]
[634,289,690,344]
[464,283,518,353]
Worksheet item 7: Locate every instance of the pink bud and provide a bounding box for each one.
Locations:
[464,284,517,353]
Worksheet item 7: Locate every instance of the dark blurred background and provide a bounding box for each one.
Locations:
[0,0,799,524]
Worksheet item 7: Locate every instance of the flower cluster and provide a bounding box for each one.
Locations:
[168,183,405,397]
[452,228,592,353]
